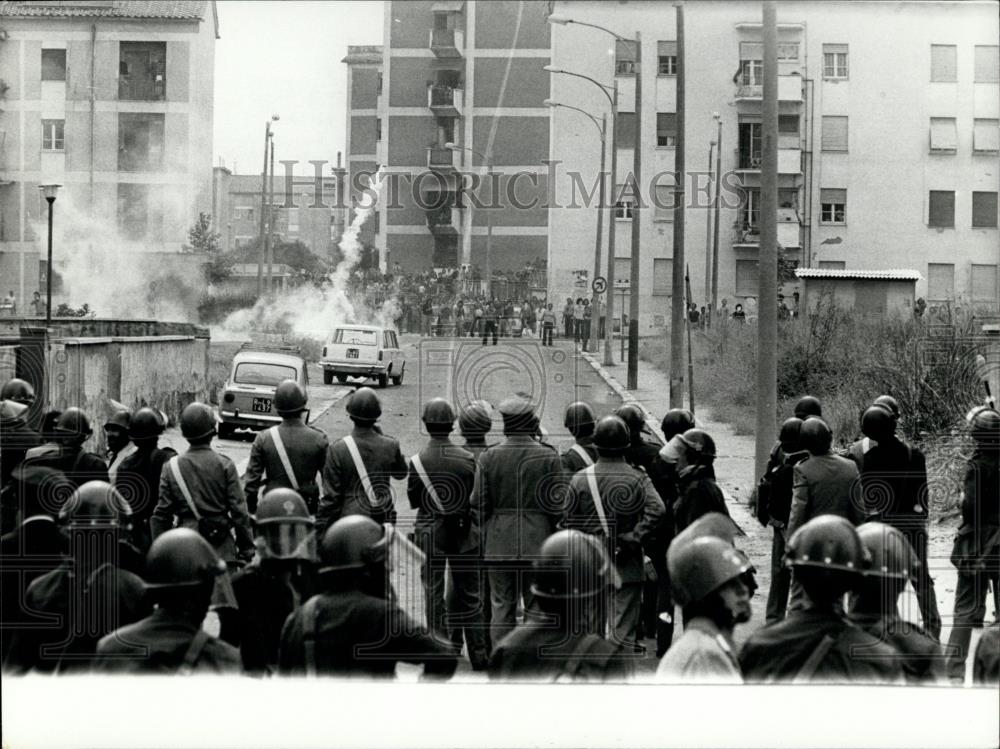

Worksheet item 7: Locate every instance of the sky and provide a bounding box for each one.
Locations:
[212,0,384,177]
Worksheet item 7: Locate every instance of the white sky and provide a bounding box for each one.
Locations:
[212,0,384,176]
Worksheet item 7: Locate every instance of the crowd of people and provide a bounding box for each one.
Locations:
[0,373,997,683]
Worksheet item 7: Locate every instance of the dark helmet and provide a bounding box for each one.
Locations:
[668,536,751,607]
[785,515,868,574]
[144,528,227,589]
[800,416,832,455]
[531,529,616,599]
[319,515,387,573]
[613,403,646,435]
[274,379,307,416]
[793,395,823,419]
[592,415,630,452]
[968,406,1000,444]
[346,387,382,422]
[1,377,36,405]
[0,398,29,424]
[104,409,131,432]
[856,522,917,582]
[661,408,696,440]
[669,511,742,550]
[873,395,900,420]
[458,400,492,435]
[422,397,456,426]
[55,407,93,438]
[861,405,895,441]
[679,428,717,460]
[10,464,75,518]
[564,401,596,436]
[129,407,165,440]
[180,402,217,440]
[498,395,538,433]
[58,480,132,527]
[778,417,804,453]
[256,488,313,527]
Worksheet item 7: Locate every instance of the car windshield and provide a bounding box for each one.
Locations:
[334,329,378,346]
[234,362,297,387]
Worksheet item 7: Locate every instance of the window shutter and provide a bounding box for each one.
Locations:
[615,112,636,149]
[974,119,1000,151]
[735,259,759,296]
[614,257,632,285]
[971,264,999,302]
[823,43,848,55]
[657,112,677,142]
[929,118,958,151]
[931,45,957,82]
[616,40,638,63]
[653,185,675,221]
[740,42,762,60]
[974,45,1000,83]
[972,191,999,228]
[928,191,955,227]
[653,258,673,294]
[658,41,677,57]
[821,116,848,151]
[820,188,847,204]
[818,261,846,270]
[927,263,954,300]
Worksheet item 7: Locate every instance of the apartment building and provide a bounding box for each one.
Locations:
[346,1,551,275]
[0,0,218,303]
[548,0,1000,328]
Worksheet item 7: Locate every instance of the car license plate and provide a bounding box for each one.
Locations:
[252,398,272,413]
[347,348,359,359]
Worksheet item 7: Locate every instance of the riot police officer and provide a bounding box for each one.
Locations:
[489,529,632,682]
[244,380,328,515]
[561,401,598,474]
[793,395,823,420]
[114,407,176,552]
[23,407,109,487]
[673,429,730,534]
[318,387,407,533]
[459,400,494,460]
[0,377,35,407]
[1,391,41,498]
[95,528,242,674]
[104,408,135,484]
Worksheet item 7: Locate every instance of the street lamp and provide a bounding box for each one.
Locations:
[39,183,61,328]
[445,141,493,300]
[257,114,279,296]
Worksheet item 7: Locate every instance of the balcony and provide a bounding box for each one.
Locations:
[735,74,803,102]
[427,146,459,172]
[429,27,464,58]
[427,85,463,117]
[734,148,802,174]
[426,206,460,236]
[733,216,801,249]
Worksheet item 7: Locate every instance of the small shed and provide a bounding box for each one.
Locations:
[795,268,921,318]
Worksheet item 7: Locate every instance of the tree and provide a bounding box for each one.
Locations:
[182,212,232,284]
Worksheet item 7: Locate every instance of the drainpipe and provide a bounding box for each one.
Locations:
[89,23,96,211]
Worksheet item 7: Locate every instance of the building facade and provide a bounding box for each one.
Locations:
[548,0,1000,329]
[0,0,218,305]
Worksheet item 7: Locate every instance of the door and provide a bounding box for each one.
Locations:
[854,282,886,318]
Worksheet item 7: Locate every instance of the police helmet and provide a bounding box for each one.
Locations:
[800,417,833,456]
[564,401,596,436]
[422,398,456,427]
[104,409,131,432]
[592,415,630,452]
[1,377,36,406]
[531,529,616,599]
[55,407,93,438]
[861,405,895,442]
[679,428,717,460]
[144,528,227,589]
[129,407,166,440]
[856,522,917,582]
[613,403,646,435]
[968,406,1000,445]
[668,535,751,607]
[58,480,132,527]
[778,417,804,454]
[180,402,217,441]
[318,515,387,573]
[793,395,823,420]
[670,511,742,550]
[661,408,696,441]
[274,379,308,416]
[346,387,382,422]
[459,400,493,436]
[873,395,900,421]
[785,515,868,574]
[256,488,313,527]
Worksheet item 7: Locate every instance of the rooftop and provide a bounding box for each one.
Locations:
[342,45,383,65]
[0,1,208,19]
[795,268,922,281]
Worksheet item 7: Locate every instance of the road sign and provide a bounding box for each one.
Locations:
[592,276,607,294]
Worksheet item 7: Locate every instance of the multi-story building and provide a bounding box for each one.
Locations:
[345,1,552,277]
[0,0,218,304]
[548,0,999,328]
[343,44,382,253]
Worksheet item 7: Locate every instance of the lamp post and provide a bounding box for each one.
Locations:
[257,114,279,297]
[711,113,723,316]
[704,138,715,314]
[446,142,493,299]
[545,99,606,354]
[39,184,61,328]
[543,63,618,366]
[548,15,641,386]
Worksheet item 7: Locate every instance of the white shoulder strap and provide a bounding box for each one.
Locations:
[411,454,445,513]
[583,465,609,535]
[168,457,201,520]
[570,443,595,467]
[343,435,377,506]
[268,426,300,490]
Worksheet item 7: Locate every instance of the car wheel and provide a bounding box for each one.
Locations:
[218,423,235,439]
[391,364,405,386]
[336,374,348,384]
[378,372,389,388]
[323,369,334,385]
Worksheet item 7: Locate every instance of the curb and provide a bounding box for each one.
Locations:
[578,349,667,443]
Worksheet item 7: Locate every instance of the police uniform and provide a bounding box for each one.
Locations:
[761,445,809,624]
[849,612,944,684]
[244,421,329,514]
[0,402,41,500]
[560,435,598,474]
[318,424,408,532]
[114,445,177,552]
[973,624,999,685]
[462,437,494,462]
[489,625,632,682]
[408,435,488,668]
[23,442,109,487]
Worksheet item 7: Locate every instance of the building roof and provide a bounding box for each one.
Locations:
[342,45,383,65]
[1,1,208,20]
[795,268,922,281]
[224,173,339,198]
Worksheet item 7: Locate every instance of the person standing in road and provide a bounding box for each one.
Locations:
[560,401,598,475]
[23,407,109,487]
[482,302,498,346]
[114,407,175,553]
[104,408,136,485]
[672,429,731,535]
[243,380,328,515]
[459,400,495,461]
[563,297,574,339]
[573,298,585,345]
[731,303,746,323]
[540,303,556,346]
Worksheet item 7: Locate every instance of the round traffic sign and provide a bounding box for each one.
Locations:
[592,276,607,294]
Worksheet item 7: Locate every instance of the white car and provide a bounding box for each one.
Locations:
[319,324,406,388]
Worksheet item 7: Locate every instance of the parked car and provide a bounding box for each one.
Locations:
[319,324,405,388]
[218,344,309,438]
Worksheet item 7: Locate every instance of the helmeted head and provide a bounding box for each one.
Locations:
[58,480,132,529]
[319,515,388,579]
[254,488,315,561]
[0,398,29,426]
[179,402,216,443]
[670,511,742,549]
[531,530,617,630]
[55,407,93,445]
[422,397,456,436]
[968,406,1000,447]
[785,515,869,603]
[613,403,646,439]
[564,401,596,439]
[793,395,823,420]
[129,407,166,442]
[1,377,36,406]
[458,400,493,439]
[668,536,752,625]
[873,395,900,422]
[346,387,382,425]
[778,417,804,454]
[592,415,630,456]
[678,428,717,467]
[661,408,696,441]
[104,408,132,453]
[145,528,227,609]
[800,417,833,456]
[855,522,917,595]
[861,405,895,443]
[10,464,75,520]
[498,395,538,435]
[274,379,308,417]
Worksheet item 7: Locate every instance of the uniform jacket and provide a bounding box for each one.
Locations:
[956,449,1000,569]
[765,448,809,526]
[564,457,665,583]
[244,420,329,512]
[151,444,255,560]
[489,623,632,682]
[23,443,109,487]
[973,624,999,685]
[318,425,408,532]
[787,452,862,537]
[95,607,242,674]
[560,436,598,474]
[673,464,730,535]
[0,418,41,488]
[656,618,743,684]
[475,434,565,560]
[849,612,944,684]
[107,443,137,484]
[738,607,904,684]
[407,436,478,554]
[277,588,457,679]
[462,438,494,462]
[115,445,177,524]
[852,437,929,527]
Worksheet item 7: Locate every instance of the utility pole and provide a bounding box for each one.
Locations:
[669,2,686,407]
[590,113,607,354]
[703,138,715,311]
[627,30,642,390]
[711,114,723,315]
[604,81,619,366]
[266,133,275,295]
[755,1,779,480]
[256,121,271,296]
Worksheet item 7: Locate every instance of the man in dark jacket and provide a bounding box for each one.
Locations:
[23,407,108,488]
[114,407,176,553]
[673,429,731,535]
[459,400,494,460]
[0,397,42,513]
[560,401,598,474]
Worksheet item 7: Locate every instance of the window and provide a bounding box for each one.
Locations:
[333,328,379,345]
[657,41,677,75]
[286,208,300,233]
[777,42,799,61]
[739,121,761,167]
[375,117,382,141]
[41,120,65,151]
[614,184,635,220]
[235,362,297,387]
[735,259,759,297]
[972,191,998,228]
[653,184,675,222]
[614,257,631,286]
[238,207,254,223]
[739,189,760,230]
[821,116,848,151]
[822,44,848,79]
[971,264,999,303]
[820,188,846,224]
[615,40,638,76]
[653,258,673,295]
[118,42,166,101]
[41,49,67,81]
[974,45,999,83]
[615,112,637,149]
[778,115,799,135]
[818,261,846,270]
[931,44,957,82]
[929,118,958,152]
[928,190,955,228]
[376,72,384,95]
[118,113,165,171]
[974,118,1000,152]
[656,113,677,147]
[927,263,954,301]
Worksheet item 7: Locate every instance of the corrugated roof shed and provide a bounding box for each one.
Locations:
[1,1,207,20]
[795,268,922,281]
